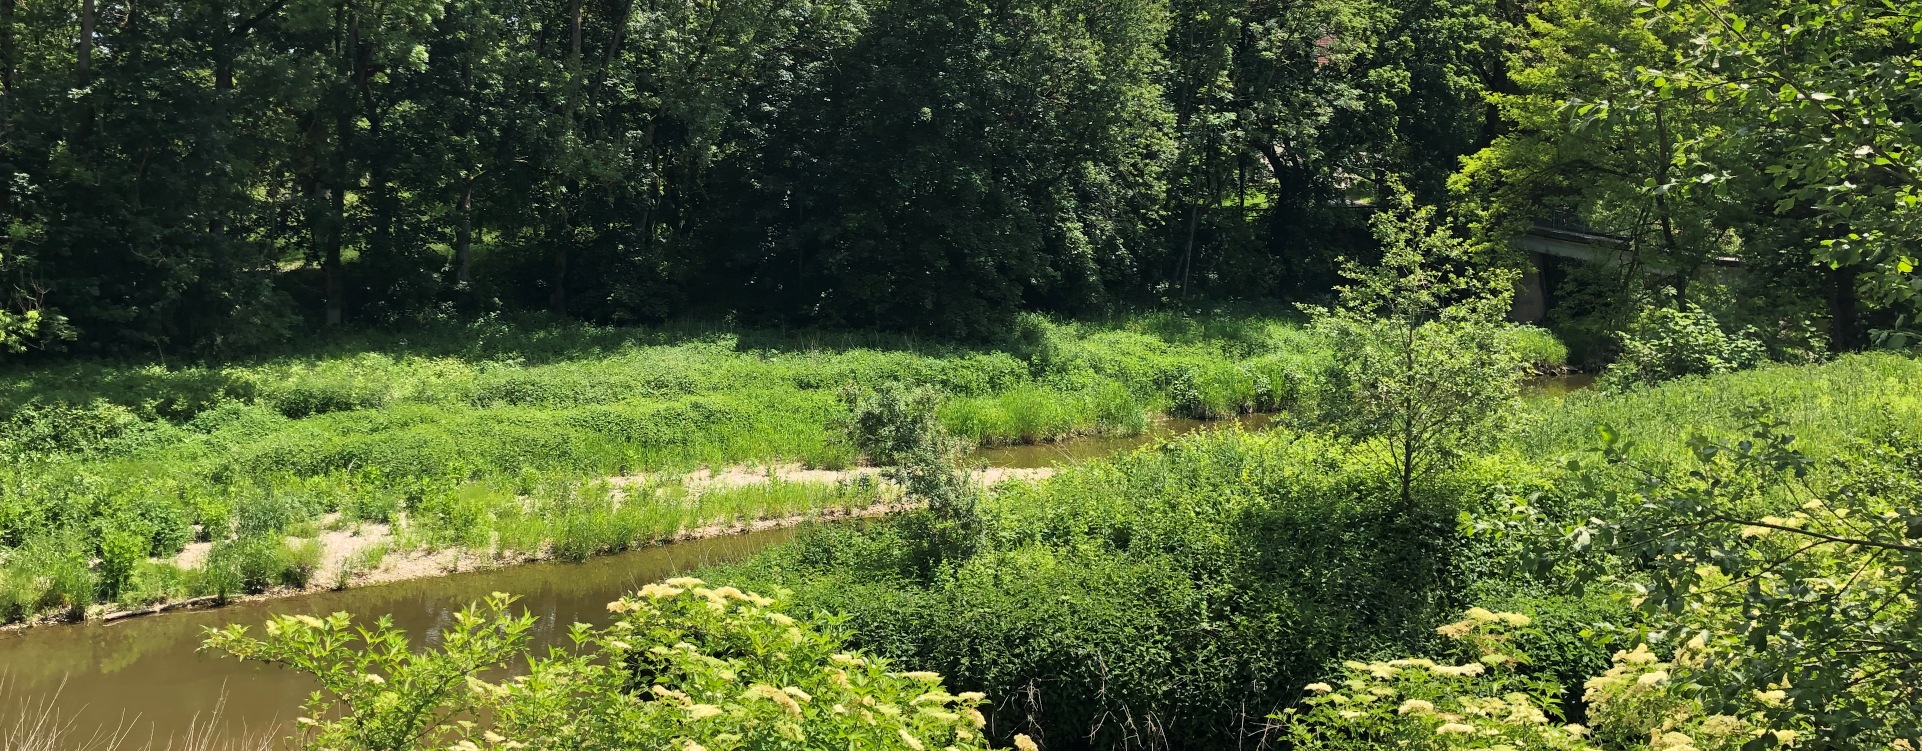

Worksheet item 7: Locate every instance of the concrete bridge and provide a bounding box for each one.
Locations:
[1511,224,1741,322]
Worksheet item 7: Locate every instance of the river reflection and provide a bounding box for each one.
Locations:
[971,412,1277,469]
[0,529,794,745]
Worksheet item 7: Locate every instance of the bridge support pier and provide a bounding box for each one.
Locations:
[1510,251,1548,324]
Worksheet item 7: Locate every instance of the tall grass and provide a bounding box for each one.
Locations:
[2,684,273,751]
[0,312,1566,624]
[1515,353,1922,463]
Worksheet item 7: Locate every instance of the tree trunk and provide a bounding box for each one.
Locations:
[1827,264,1861,352]
[322,131,346,327]
[1479,0,1521,146]
[2,0,16,96]
[77,0,93,84]
[455,182,474,285]
[549,239,568,313]
[322,0,357,327]
[551,0,583,316]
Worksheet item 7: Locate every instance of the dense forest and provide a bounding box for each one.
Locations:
[0,0,1911,355]
[2,0,1922,750]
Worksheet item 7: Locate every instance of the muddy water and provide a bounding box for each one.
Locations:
[0,529,795,745]
[0,414,1278,747]
[1525,373,1598,398]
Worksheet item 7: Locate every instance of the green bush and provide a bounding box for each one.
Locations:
[121,561,192,606]
[234,492,311,537]
[204,535,296,595]
[711,429,1489,749]
[278,537,324,588]
[95,527,149,600]
[0,531,97,621]
[205,587,1014,751]
[1503,325,1570,370]
[0,400,162,459]
[1598,304,1767,391]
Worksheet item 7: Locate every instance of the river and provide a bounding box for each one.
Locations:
[0,530,794,747]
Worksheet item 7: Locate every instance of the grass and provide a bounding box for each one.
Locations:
[2,680,273,751]
[0,311,1567,624]
[1514,352,1922,463]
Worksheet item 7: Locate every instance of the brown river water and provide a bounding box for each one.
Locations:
[0,530,795,747]
[0,384,1592,747]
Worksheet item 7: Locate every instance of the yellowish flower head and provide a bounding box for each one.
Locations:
[638,583,684,600]
[1495,612,1531,627]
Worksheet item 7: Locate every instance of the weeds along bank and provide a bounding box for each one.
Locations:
[698,353,1922,750]
[707,427,1535,749]
[0,312,1403,625]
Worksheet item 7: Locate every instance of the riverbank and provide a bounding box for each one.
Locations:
[1,463,1059,632]
[0,313,1564,627]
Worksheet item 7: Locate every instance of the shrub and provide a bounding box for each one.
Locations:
[95,527,149,600]
[333,541,390,589]
[204,535,292,595]
[121,561,192,606]
[1504,325,1571,370]
[0,531,96,620]
[235,492,311,537]
[1598,304,1766,391]
[1273,609,1759,751]
[190,494,236,541]
[204,586,1018,751]
[714,429,1482,750]
[0,400,159,459]
[844,383,953,465]
[278,537,324,588]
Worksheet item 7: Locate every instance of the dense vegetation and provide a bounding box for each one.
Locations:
[0,312,1391,621]
[5,0,1910,355]
[0,0,1504,350]
[699,354,1922,751]
[2,0,1920,748]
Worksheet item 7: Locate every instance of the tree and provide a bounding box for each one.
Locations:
[843,383,981,574]
[1543,417,1922,748]
[1305,189,1526,505]
[736,0,1175,336]
[1474,0,1922,349]
[1631,0,1922,343]
[1451,0,1768,356]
